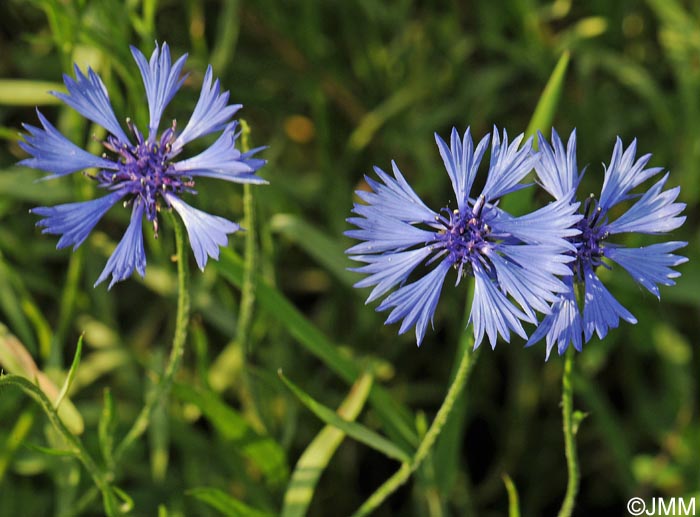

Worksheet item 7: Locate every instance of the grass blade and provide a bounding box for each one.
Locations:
[282,371,373,517]
[172,382,289,486]
[502,474,521,517]
[269,214,356,288]
[0,80,64,106]
[54,334,83,411]
[279,370,410,463]
[215,248,418,450]
[525,51,571,140]
[188,487,274,517]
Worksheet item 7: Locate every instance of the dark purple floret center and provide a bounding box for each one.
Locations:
[434,195,491,280]
[97,119,195,234]
[571,194,608,279]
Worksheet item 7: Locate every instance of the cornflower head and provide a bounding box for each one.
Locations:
[346,127,582,348]
[527,129,687,358]
[21,42,266,287]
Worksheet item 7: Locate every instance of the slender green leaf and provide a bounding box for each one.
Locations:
[0,374,118,514]
[24,443,77,457]
[269,214,356,288]
[282,372,373,517]
[502,474,521,517]
[500,51,571,215]
[0,324,84,435]
[98,387,117,469]
[0,80,64,106]
[54,334,83,411]
[279,370,410,463]
[525,51,571,140]
[0,409,35,482]
[215,249,418,451]
[187,487,275,517]
[172,382,289,486]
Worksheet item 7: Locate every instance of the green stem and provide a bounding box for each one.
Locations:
[0,375,118,515]
[557,347,579,517]
[352,343,477,517]
[236,119,256,351]
[113,213,190,462]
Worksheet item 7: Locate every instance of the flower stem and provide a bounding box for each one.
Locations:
[113,212,190,462]
[237,120,256,351]
[557,347,579,517]
[352,340,477,517]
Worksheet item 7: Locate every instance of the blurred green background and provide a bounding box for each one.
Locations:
[0,0,697,516]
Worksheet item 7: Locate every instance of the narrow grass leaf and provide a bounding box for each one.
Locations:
[279,370,410,463]
[501,51,570,215]
[282,372,373,517]
[215,248,418,450]
[525,51,571,140]
[172,382,289,486]
[187,487,275,517]
[0,324,84,434]
[0,80,64,106]
[54,334,83,411]
[24,442,77,457]
[98,387,117,469]
[0,409,35,482]
[269,214,356,288]
[502,474,521,517]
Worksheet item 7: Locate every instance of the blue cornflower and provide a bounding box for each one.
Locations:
[346,127,582,348]
[527,129,687,358]
[21,43,266,287]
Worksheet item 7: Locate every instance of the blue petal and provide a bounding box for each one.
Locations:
[605,173,686,235]
[172,123,267,183]
[94,202,147,288]
[131,42,188,140]
[535,128,580,201]
[350,247,433,303]
[604,242,688,299]
[174,65,242,150]
[19,110,118,179]
[489,196,581,250]
[598,137,664,212]
[52,65,130,144]
[481,127,538,202]
[32,190,125,250]
[376,258,451,346]
[470,266,528,349]
[354,162,437,224]
[525,276,583,359]
[582,266,637,341]
[434,127,489,211]
[345,214,436,254]
[166,194,240,270]
[487,248,568,320]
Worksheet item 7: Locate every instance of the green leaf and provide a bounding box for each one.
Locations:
[0,168,73,204]
[215,249,418,451]
[525,51,571,141]
[282,372,373,517]
[172,382,289,486]
[98,387,117,469]
[502,474,521,517]
[187,487,275,517]
[24,442,77,457]
[54,334,83,411]
[0,324,84,435]
[500,51,571,215]
[269,214,356,288]
[279,370,410,463]
[0,80,64,106]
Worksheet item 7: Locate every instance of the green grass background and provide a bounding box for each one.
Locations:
[0,1,697,516]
